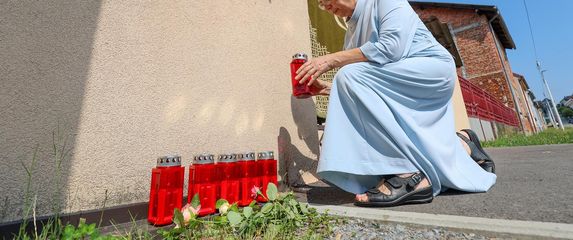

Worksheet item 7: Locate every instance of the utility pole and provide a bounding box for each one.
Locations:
[538,62,564,130]
[524,0,564,130]
[545,98,557,128]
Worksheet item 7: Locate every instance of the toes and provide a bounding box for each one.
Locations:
[355,194,368,202]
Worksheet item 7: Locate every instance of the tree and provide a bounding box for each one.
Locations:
[559,106,573,119]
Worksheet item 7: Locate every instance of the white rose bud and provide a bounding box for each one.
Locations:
[182,208,192,224]
[219,203,230,214]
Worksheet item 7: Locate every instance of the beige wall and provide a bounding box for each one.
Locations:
[0,1,319,223]
[452,77,471,131]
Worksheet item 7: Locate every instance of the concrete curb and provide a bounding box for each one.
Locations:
[309,204,573,239]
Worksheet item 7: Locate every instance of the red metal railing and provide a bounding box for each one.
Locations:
[459,76,519,127]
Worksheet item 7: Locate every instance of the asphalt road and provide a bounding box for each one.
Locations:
[296,144,573,224]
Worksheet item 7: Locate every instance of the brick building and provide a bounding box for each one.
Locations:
[411,1,533,133]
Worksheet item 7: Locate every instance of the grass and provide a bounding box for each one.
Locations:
[482,127,573,148]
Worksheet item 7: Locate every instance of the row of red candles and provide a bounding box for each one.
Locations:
[147,151,277,226]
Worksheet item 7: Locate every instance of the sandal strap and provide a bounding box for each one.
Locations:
[366,188,381,194]
[407,173,424,188]
[360,173,429,204]
[461,129,481,143]
[456,132,472,144]
[386,176,406,188]
[386,173,424,189]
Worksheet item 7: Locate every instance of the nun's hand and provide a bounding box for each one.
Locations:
[295,54,336,87]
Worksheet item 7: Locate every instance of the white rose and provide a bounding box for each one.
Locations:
[182,207,192,224]
[219,203,230,214]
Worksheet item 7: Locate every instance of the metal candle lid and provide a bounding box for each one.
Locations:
[193,154,215,165]
[218,154,237,163]
[237,152,256,161]
[292,53,308,60]
[157,155,182,167]
[257,151,274,160]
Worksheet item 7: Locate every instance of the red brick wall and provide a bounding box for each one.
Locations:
[413,6,516,109]
[469,72,509,102]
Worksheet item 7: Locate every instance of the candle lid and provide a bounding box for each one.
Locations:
[218,154,237,163]
[292,53,307,60]
[157,155,182,167]
[257,151,275,160]
[193,154,215,165]
[237,152,256,161]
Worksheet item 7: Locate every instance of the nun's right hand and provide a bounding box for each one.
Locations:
[294,54,336,88]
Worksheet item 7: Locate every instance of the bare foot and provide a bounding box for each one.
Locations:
[355,173,430,202]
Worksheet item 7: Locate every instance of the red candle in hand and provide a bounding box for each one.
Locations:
[291,53,312,98]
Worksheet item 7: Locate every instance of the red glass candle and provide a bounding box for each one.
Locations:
[148,155,184,226]
[290,53,311,99]
[217,154,239,205]
[256,151,277,202]
[237,152,259,206]
[188,154,218,216]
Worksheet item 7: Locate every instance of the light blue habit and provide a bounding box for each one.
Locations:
[317,0,496,196]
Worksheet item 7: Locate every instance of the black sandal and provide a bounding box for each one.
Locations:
[457,130,496,173]
[354,173,433,207]
[461,129,493,160]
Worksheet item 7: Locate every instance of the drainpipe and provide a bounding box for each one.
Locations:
[488,12,526,132]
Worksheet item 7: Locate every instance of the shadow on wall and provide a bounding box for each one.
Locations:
[0,1,102,223]
[276,96,321,187]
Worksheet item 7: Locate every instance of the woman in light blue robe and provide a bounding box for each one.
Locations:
[296,0,496,207]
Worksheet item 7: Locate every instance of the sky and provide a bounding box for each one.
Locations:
[415,0,573,102]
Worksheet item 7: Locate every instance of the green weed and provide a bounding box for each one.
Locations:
[482,127,573,148]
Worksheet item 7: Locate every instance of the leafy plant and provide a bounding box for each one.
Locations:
[158,182,336,240]
[61,218,106,240]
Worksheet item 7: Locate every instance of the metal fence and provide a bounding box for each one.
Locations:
[459,76,519,127]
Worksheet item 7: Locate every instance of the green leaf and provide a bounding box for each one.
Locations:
[264,224,281,240]
[266,182,278,201]
[248,200,257,208]
[299,202,309,214]
[230,203,240,212]
[216,199,228,209]
[191,193,200,208]
[289,199,298,206]
[261,203,273,213]
[63,224,75,238]
[278,192,288,201]
[243,206,253,218]
[286,208,295,219]
[173,208,185,227]
[227,211,243,226]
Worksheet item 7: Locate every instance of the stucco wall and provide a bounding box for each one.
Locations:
[0,0,319,223]
[452,77,471,131]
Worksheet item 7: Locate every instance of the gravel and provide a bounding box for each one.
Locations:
[327,217,514,240]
